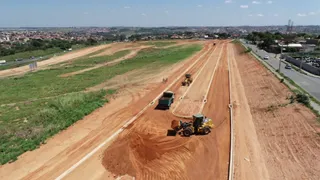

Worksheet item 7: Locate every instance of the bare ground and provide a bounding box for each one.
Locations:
[232,42,320,180]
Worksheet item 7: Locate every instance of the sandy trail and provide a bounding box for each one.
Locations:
[0,41,212,180]
[90,43,144,57]
[232,43,320,180]
[60,46,149,77]
[0,44,111,78]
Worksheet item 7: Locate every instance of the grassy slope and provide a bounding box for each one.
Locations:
[0,44,202,164]
[0,90,110,164]
[143,41,177,47]
[73,50,131,65]
[0,44,202,104]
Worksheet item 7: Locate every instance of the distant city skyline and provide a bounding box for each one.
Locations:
[1,0,320,27]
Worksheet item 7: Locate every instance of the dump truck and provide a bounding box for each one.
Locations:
[182,74,193,86]
[171,114,214,137]
[157,91,175,109]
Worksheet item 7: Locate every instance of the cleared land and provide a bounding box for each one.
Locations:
[0,41,202,166]
[0,40,319,180]
[231,43,320,180]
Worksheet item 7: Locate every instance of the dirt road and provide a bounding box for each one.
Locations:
[101,41,230,180]
[2,40,318,180]
[60,46,150,77]
[1,41,231,180]
[172,43,223,117]
[0,44,111,78]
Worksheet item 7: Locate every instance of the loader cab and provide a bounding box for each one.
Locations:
[193,114,204,129]
[185,74,191,78]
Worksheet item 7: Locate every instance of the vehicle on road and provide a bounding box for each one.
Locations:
[0,60,6,65]
[157,91,175,109]
[182,73,193,86]
[263,55,269,60]
[171,114,214,137]
[285,64,292,69]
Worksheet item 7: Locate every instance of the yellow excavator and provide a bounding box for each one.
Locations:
[171,114,214,137]
[182,74,193,86]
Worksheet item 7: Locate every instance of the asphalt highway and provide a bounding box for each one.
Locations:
[241,40,320,102]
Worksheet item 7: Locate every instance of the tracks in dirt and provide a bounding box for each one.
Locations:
[54,41,219,180]
[0,41,233,180]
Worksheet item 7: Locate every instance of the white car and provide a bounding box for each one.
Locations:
[263,55,269,60]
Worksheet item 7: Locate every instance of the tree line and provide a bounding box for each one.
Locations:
[0,38,98,57]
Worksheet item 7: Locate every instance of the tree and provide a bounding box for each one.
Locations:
[119,34,126,42]
[85,38,98,46]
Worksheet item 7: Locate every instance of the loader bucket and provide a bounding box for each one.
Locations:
[167,129,177,136]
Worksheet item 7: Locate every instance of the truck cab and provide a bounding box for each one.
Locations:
[158,91,175,109]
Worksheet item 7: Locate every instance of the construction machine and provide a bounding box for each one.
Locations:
[171,114,214,137]
[157,91,175,109]
[181,74,193,86]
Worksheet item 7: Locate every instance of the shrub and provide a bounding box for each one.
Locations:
[280,78,284,83]
[296,93,310,106]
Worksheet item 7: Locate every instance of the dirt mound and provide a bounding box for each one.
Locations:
[102,121,220,179]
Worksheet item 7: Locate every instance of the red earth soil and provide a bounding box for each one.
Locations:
[0,41,213,180]
[232,43,320,180]
[102,41,231,180]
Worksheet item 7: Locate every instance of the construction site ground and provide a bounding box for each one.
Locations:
[0,40,319,180]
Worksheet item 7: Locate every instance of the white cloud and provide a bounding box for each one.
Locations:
[124,6,131,9]
[274,14,279,16]
[309,12,316,15]
[297,13,307,17]
[267,1,273,4]
[197,5,203,8]
[141,13,146,16]
[225,0,232,4]
[257,14,264,17]
[240,5,249,8]
[248,14,253,17]
[252,1,261,4]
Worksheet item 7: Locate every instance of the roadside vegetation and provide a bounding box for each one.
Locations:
[0,44,202,164]
[0,39,98,61]
[0,90,110,164]
[239,42,320,118]
[0,47,61,62]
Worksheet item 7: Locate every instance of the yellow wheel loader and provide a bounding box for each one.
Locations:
[171,114,214,137]
[182,74,193,86]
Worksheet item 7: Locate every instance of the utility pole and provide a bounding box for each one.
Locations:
[299,59,303,72]
[278,44,283,73]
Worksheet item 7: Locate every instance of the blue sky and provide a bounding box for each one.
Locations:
[1,0,319,27]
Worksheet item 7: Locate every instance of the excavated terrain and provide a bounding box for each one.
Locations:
[1,40,318,180]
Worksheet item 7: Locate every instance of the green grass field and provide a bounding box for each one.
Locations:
[144,41,177,47]
[0,44,202,164]
[73,50,130,65]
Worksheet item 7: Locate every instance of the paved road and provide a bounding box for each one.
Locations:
[241,40,320,102]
